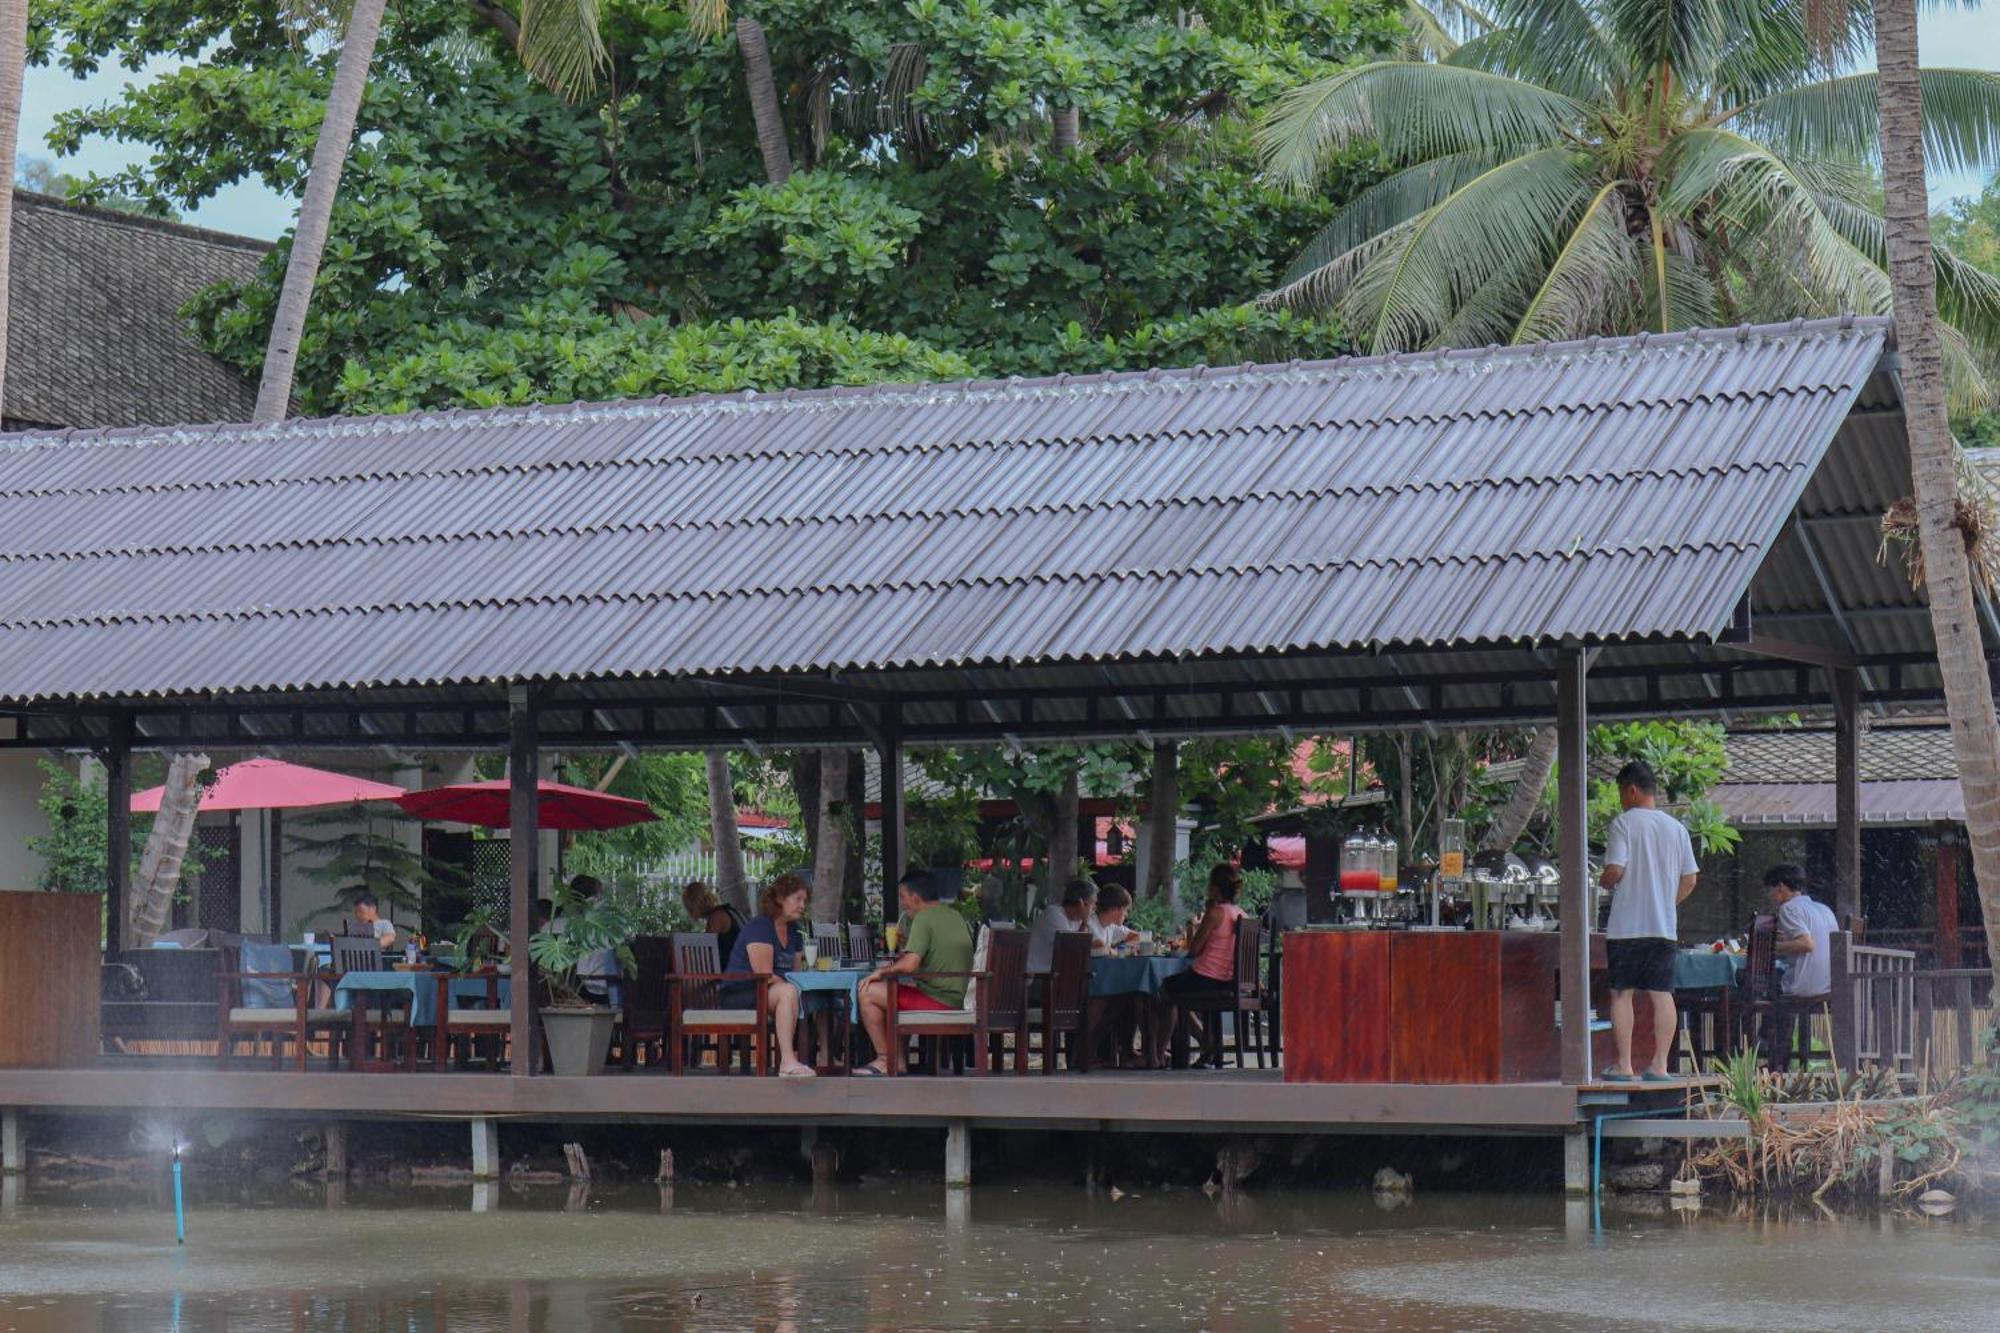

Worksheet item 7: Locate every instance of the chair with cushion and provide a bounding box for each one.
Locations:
[434,969,511,1071]
[881,927,992,1075]
[218,940,349,1071]
[1027,931,1091,1073]
[1167,918,1269,1069]
[666,932,769,1074]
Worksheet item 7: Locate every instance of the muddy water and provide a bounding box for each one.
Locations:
[0,1181,1991,1331]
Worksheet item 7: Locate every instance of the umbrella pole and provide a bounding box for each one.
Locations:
[270,808,285,939]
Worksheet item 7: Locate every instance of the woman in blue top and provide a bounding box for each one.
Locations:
[720,873,813,1078]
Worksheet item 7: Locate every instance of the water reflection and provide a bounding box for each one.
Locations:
[0,1180,1990,1331]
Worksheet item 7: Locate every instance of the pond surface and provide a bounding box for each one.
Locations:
[0,1179,1991,1331]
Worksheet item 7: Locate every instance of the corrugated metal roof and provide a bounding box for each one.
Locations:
[1715,780,1964,828]
[0,317,1896,706]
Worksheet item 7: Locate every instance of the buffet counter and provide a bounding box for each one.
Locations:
[1282,929,1562,1084]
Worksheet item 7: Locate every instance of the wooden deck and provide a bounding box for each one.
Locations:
[0,1062,1642,1135]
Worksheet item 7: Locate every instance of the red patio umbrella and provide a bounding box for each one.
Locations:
[130,757,408,812]
[393,779,658,831]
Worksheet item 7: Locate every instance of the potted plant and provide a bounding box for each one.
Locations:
[527,889,634,1077]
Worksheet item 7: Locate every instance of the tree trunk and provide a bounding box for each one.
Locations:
[788,750,821,868]
[1144,741,1179,899]
[129,752,209,946]
[705,750,749,914]
[1481,727,1558,851]
[0,0,26,413]
[252,0,388,422]
[1049,763,1081,890]
[1874,0,2000,976]
[810,750,848,921]
[1050,104,1079,154]
[842,749,866,918]
[736,15,792,186]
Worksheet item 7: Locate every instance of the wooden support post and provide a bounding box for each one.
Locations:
[104,714,132,956]
[1833,667,1861,924]
[323,1121,348,1178]
[471,1117,501,1180]
[878,710,905,926]
[944,1119,971,1188]
[1556,646,1591,1086]
[1,1108,21,1175]
[1936,831,1962,969]
[508,686,542,1077]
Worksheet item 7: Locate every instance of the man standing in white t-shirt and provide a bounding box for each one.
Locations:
[1598,761,1700,1081]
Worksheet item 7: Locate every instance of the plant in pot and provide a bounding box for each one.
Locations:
[528,890,634,1077]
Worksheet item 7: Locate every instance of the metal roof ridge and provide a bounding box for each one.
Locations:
[0,316,1894,454]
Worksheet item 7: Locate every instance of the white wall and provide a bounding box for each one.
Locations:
[0,746,52,892]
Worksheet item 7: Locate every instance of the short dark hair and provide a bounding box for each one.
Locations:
[353,893,379,911]
[902,869,942,902]
[569,874,603,899]
[1061,878,1097,908]
[1615,761,1657,794]
[1763,863,1808,894]
[1096,885,1132,913]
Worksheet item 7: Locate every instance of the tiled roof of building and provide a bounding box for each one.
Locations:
[1715,725,1963,828]
[0,317,1903,709]
[4,191,265,431]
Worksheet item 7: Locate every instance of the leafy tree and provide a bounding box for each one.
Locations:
[1938,182,2000,448]
[29,758,111,893]
[1259,0,2000,397]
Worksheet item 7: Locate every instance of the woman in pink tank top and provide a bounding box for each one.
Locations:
[1148,864,1247,1065]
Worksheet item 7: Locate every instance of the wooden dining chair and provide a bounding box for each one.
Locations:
[881,929,993,1075]
[434,969,510,1071]
[330,936,385,975]
[1168,919,1268,1069]
[813,921,846,963]
[218,941,349,1071]
[977,928,1031,1074]
[666,932,769,1074]
[846,923,877,965]
[1027,932,1091,1073]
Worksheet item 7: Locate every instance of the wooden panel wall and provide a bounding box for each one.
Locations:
[1282,931,1390,1082]
[0,891,102,1067]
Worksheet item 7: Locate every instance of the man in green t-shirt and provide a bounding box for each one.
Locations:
[856,870,974,1076]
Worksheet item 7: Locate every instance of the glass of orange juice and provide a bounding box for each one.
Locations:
[884,924,902,953]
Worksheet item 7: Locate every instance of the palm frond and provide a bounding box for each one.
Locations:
[1708,0,1872,104]
[1512,182,1639,342]
[1734,69,2000,176]
[1400,0,1497,59]
[1341,147,1600,351]
[1258,62,1584,187]
[1480,0,1623,89]
[1598,0,1731,88]
[1813,191,2000,358]
[1430,248,1546,347]
[685,0,731,41]
[1639,246,1723,330]
[1285,147,1520,284]
[517,0,608,101]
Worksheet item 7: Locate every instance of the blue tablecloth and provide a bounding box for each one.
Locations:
[333,971,440,1026]
[1089,954,1190,998]
[790,965,870,1018]
[1674,950,1745,990]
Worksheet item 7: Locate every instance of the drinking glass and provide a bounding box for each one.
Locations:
[885,925,902,953]
[802,940,819,970]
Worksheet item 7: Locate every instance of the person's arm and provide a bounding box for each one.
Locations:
[706,907,733,934]
[1674,829,1699,904]
[1186,907,1223,955]
[378,920,399,948]
[1599,816,1627,890]
[1675,872,1698,904]
[744,942,775,975]
[1774,901,1813,955]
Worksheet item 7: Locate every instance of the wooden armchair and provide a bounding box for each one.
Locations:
[218,942,349,1071]
[434,969,511,1071]
[666,971,771,1074]
[1741,913,1831,1070]
[846,923,877,966]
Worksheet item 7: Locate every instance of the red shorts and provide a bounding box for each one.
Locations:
[894,983,956,1012]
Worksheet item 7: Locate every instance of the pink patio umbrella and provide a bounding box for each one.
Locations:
[130,758,409,939]
[393,779,658,831]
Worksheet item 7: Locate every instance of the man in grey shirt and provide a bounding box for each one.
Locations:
[1764,863,1837,999]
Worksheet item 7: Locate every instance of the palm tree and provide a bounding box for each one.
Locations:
[1259,0,2000,385]
[0,0,26,415]
[1868,0,2000,976]
[1262,0,2000,882]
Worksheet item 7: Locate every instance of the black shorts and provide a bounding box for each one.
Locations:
[1605,937,1677,993]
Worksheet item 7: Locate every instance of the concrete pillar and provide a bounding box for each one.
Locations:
[472,1181,499,1214]
[1555,647,1591,1085]
[323,1121,348,1178]
[1,1108,21,1174]
[944,1119,971,1189]
[472,1118,501,1180]
[1563,1127,1590,1197]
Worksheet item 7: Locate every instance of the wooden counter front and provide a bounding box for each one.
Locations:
[1283,930,1561,1084]
[0,891,102,1067]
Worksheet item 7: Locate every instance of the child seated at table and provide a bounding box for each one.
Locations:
[1089,886,1138,953]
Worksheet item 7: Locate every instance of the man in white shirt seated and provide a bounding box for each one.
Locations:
[1028,879,1095,974]
[352,894,398,950]
[1765,862,1838,999]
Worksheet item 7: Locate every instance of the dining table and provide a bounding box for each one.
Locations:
[790,963,872,1072]
[1088,953,1190,998]
[330,969,513,1069]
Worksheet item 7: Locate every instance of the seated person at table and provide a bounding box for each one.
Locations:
[1766,863,1837,1000]
[560,875,623,1003]
[1148,864,1246,1066]
[1029,879,1094,973]
[856,870,975,1076]
[718,873,815,1079]
[1090,886,1138,953]
[352,894,398,950]
[683,879,747,964]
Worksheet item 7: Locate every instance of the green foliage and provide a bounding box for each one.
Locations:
[1260,0,2000,401]
[286,805,460,926]
[905,786,984,870]
[29,759,110,893]
[557,752,712,887]
[32,0,1392,413]
[1586,720,1739,855]
[1176,738,1301,861]
[528,880,637,1006]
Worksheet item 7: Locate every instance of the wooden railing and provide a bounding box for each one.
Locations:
[1830,932,1993,1075]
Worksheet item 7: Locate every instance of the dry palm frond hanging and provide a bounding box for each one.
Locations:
[1878,457,2000,597]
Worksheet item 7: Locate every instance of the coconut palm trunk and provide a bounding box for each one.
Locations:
[736,15,792,186]
[1481,727,1558,850]
[1872,0,2000,973]
[129,753,208,946]
[251,0,387,422]
[705,750,749,914]
[0,0,25,413]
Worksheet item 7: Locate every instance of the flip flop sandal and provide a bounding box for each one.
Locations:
[1640,1069,1677,1083]
[1599,1068,1637,1083]
[779,1065,817,1079]
[851,1064,889,1078]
